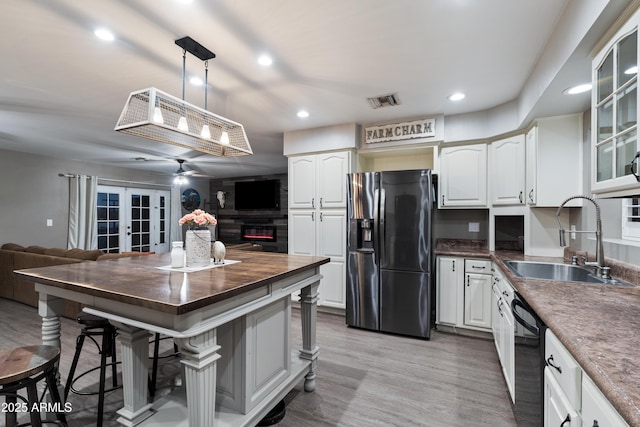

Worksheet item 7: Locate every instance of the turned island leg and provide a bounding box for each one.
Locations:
[299,280,320,392]
[38,291,65,402]
[176,329,221,427]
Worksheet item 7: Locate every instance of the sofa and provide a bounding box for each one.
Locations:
[0,243,136,318]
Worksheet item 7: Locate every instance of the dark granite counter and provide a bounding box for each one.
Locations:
[435,239,640,426]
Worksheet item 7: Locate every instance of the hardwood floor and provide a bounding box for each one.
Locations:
[0,298,517,426]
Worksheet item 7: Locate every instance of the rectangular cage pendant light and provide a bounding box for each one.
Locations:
[115,87,252,156]
[114,36,252,157]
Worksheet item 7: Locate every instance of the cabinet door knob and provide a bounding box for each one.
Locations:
[320,197,323,207]
[529,189,534,203]
[452,260,455,271]
[441,194,445,205]
[519,191,523,203]
[312,197,315,208]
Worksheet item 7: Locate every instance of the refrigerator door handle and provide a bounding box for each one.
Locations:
[373,188,380,264]
[379,188,386,264]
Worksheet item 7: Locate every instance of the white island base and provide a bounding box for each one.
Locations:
[139,354,311,427]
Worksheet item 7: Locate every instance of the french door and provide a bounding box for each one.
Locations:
[97,186,171,253]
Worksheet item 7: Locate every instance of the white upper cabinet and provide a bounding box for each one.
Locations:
[439,144,487,208]
[526,114,583,206]
[592,10,640,197]
[490,135,526,206]
[289,151,351,209]
[289,155,316,209]
[316,152,350,208]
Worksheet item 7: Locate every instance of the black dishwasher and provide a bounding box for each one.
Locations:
[511,291,546,427]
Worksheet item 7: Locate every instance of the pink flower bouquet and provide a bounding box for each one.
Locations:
[178,209,217,229]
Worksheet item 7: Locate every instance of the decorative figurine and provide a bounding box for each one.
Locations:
[213,241,226,265]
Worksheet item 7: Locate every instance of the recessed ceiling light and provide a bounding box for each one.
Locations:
[448,92,465,101]
[190,76,203,86]
[258,55,273,67]
[564,83,592,95]
[297,110,309,118]
[94,28,115,42]
[176,0,193,4]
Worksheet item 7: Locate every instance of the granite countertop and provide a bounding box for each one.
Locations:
[435,240,640,426]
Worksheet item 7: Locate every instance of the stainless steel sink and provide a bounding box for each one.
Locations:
[503,260,632,286]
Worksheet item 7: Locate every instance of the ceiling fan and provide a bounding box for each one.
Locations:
[173,159,196,184]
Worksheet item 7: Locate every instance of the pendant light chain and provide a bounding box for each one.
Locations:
[181,49,187,101]
[204,60,208,110]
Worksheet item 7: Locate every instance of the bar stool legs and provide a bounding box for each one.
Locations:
[0,345,68,427]
[64,313,120,427]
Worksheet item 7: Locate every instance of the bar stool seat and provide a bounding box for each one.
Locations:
[64,312,120,427]
[0,345,68,427]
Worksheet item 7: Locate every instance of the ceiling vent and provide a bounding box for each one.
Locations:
[367,92,401,109]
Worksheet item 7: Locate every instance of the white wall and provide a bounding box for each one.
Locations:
[0,149,208,249]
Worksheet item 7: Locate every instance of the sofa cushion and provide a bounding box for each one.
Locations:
[25,245,47,254]
[66,248,104,261]
[44,248,68,257]
[1,243,26,252]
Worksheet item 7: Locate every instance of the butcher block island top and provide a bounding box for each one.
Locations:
[14,250,329,427]
[14,249,329,315]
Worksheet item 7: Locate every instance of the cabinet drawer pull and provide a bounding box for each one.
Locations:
[452,260,455,272]
[441,194,445,205]
[529,189,534,202]
[519,191,523,203]
[560,414,571,427]
[546,354,562,373]
[592,421,599,427]
[471,265,485,269]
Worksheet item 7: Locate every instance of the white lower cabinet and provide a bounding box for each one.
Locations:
[492,265,515,402]
[289,209,346,308]
[544,329,629,427]
[436,256,492,332]
[545,368,581,427]
[582,374,629,427]
[463,259,492,329]
[436,257,461,326]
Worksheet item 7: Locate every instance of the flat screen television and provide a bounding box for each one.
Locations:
[235,179,280,210]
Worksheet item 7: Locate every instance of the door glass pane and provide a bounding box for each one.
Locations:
[598,51,614,103]
[616,130,638,177]
[618,31,637,88]
[616,82,637,132]
[597,99,614,142]
[97,191,121,253]
[597,142,614,181]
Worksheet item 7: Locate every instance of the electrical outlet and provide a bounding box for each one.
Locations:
[468,222,480,233]
[46,219,53,227]
[570,224,576,239]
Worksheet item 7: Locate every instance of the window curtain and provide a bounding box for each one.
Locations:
[170,184,183,243]
[68,175,98,250]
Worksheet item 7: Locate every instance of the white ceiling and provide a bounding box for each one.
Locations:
[0,0,631,180]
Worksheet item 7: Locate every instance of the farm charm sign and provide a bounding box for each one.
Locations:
[365,118,436,144]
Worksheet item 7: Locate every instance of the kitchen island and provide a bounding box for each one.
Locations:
[15,249,329,427]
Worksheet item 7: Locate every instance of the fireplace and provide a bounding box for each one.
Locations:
[241,224,277,242]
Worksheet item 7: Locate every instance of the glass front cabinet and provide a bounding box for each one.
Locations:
[592,10,640,197]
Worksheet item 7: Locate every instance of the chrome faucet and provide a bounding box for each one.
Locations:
[556,195,607,277]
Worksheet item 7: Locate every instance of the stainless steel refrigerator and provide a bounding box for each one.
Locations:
[346,169,433,339]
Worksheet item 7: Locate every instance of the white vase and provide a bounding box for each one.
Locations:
[185,229,211,267]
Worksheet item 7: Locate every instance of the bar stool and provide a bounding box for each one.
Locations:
[64,312,120,427]
[0,345,68,427]
[148,333,180,401]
